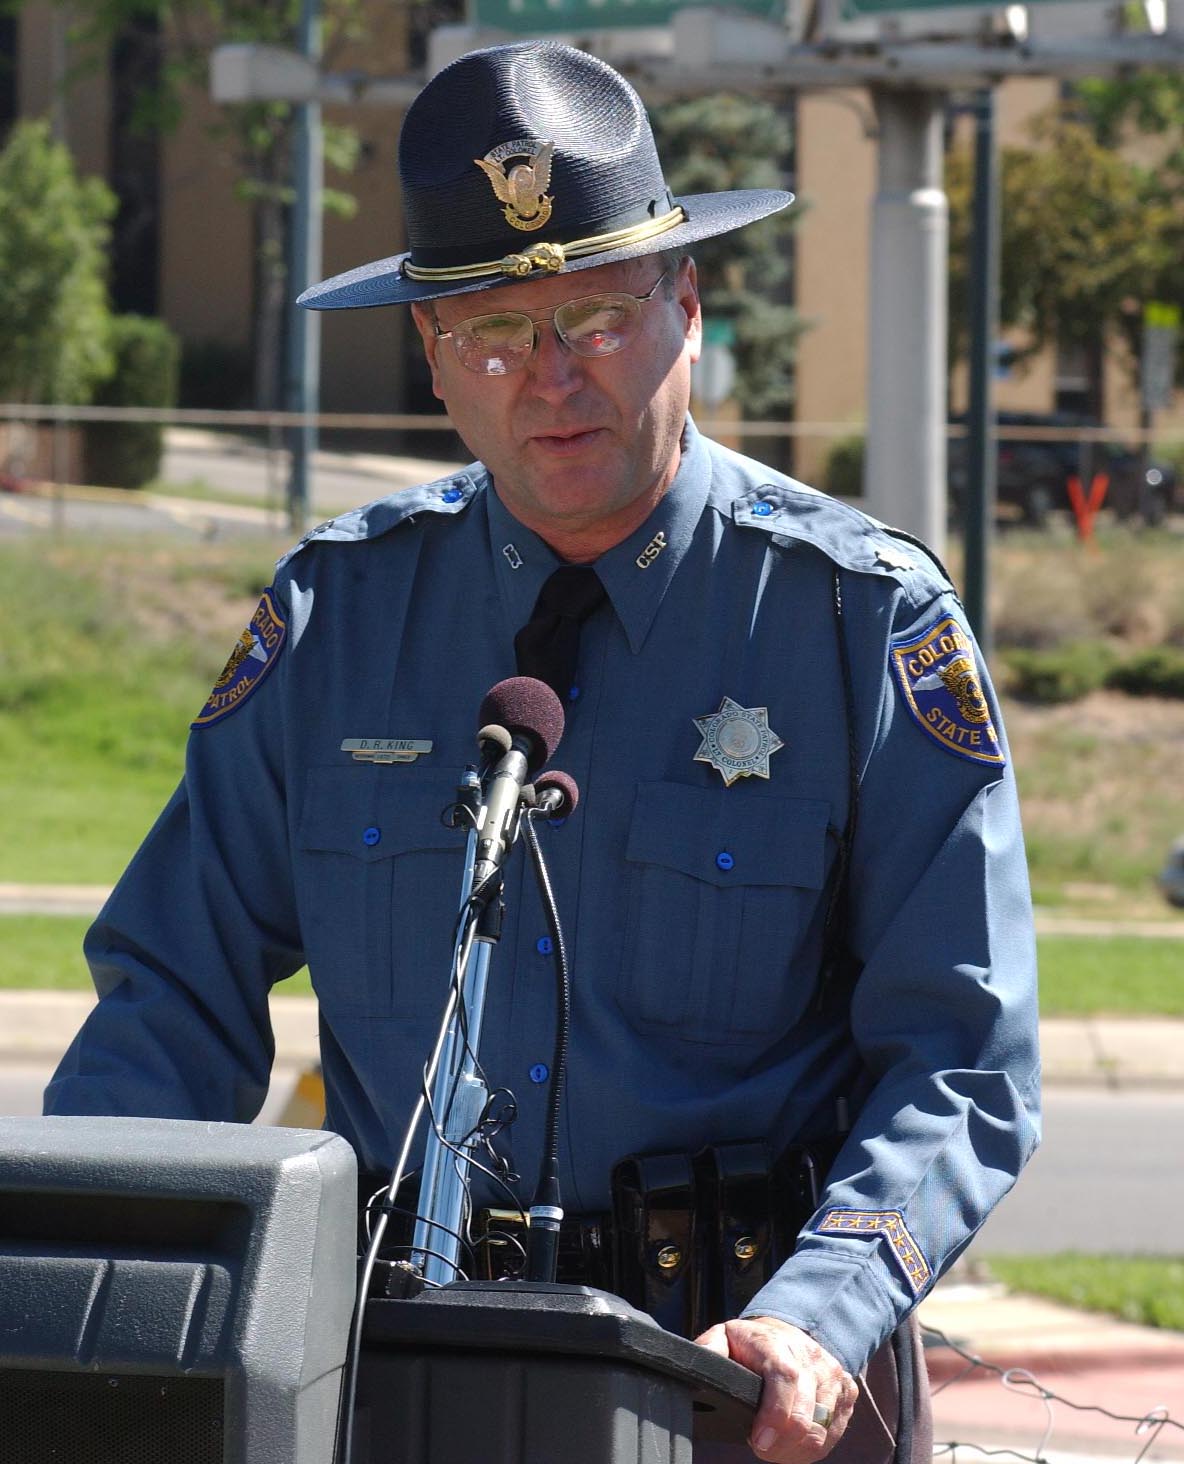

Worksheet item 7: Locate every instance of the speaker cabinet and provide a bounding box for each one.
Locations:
[0,1116,356,1464]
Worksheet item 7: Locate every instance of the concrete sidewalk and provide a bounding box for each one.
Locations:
[921,1278,1184,1460]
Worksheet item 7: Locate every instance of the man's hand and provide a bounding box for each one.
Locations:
[695,1315,858,1463]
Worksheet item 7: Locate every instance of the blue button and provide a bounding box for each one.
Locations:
[715,850,734,871]
[529,1063,550,1084]
[752,500,774,517]
[549,817,567,829]
[536,936,553,956]
[363,825,381,847]
[569,685,580,701]
[442,486,463,503]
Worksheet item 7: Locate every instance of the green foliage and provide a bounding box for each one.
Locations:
[985,1254,1184,1331]
[0,915,314,993]
[1036,936,1184,1017]
[1002,642,1117,704]
[84,314,181,488]
[947,113,1170,379]
[651,93,802,418]
[822,435,865,499]
[1105,645,1184,698]
[0,120,116,405]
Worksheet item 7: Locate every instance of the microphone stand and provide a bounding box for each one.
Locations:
[410,766,507,1285]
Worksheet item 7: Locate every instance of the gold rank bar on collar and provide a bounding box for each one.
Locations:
[341,738,433,764]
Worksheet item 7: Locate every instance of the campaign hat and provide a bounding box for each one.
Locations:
[298,39,793,310]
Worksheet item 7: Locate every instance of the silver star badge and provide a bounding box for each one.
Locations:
[693,697,784,786]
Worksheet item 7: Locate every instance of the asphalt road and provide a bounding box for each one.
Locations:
[2,1072,1179,1255]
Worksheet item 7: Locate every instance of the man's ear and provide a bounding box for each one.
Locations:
[676,257,703,366]
[410,302,446,401]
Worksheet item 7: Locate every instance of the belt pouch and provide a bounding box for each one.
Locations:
[611,1151,699,1336]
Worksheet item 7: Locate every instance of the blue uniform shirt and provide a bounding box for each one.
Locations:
[45,420,1041,1377]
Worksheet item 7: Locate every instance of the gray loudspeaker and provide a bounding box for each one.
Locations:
[0,1116,357,1464]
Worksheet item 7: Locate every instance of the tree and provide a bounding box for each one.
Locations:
[651,93,805,445]
[947,105,1174,419]
[0,119,116,405]
[59,0,375,410]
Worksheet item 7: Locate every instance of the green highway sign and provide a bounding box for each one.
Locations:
[842,0,1068,9]
[474,0,780,32]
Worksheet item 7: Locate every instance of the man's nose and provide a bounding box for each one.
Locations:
[524,321,586,401]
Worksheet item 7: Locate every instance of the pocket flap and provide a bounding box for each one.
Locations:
[626,781,830,889]
[298,765,464,861]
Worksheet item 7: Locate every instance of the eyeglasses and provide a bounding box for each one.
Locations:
[432,271,669,376]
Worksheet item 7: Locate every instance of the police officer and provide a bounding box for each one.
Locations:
[46,41,1041,1464]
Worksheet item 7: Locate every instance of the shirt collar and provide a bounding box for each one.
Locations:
[485,418,714,654]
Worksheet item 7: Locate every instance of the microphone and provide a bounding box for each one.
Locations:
[530,770,579,819]
[472,678,565,890]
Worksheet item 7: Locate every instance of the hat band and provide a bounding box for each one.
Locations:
[401,206,687,283]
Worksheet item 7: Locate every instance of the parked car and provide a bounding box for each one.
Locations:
[948,412,1178,527]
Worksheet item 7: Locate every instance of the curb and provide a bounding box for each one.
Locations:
[924,1341,1184,1384]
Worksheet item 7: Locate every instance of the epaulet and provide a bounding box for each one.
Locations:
[275,468,483,572]
[731,480,954,598]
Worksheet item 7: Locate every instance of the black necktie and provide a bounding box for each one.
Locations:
[514,566,607,704]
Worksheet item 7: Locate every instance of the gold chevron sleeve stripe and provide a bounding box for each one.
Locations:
[816,1209,932,1295]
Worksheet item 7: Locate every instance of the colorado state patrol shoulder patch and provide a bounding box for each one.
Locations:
[890,614,1005,767]
[192,589,287,728]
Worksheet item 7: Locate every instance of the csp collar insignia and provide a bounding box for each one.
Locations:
[891,614,1004,767]
[192,589,286,728]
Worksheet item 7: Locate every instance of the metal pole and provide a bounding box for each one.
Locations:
[284,0,323,534]
[963,88,999,654]
[865,87,948,553]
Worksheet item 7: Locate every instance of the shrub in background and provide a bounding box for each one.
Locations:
[0,119,115,405]
[823,435,865,499]
[1003,642,1117,703]
[1105,646,1184,699]
[83,315,181,488]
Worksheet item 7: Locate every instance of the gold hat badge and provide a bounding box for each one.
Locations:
[474,139,554,232]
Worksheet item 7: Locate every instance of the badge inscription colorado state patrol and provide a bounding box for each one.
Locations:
[890,614,1005,767]
[693,697,784,786]
[192,589,286,728]
[473,139,554,232]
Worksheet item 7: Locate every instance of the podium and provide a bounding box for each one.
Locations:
[0,1117,759,1464]
[355,1281,759,1464]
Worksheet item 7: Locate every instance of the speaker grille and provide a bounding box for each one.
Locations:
[0,1369,224,1464]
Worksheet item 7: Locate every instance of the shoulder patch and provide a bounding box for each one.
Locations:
[192,589,286,728]
[890,613,1004,767]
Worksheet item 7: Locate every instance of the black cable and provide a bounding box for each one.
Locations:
[522,809,572,1281]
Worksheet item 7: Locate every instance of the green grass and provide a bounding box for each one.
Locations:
[0,915,312,995]
[1037,936,1184,1017]
[0,538,278,882]
[984,1254,1184,1331]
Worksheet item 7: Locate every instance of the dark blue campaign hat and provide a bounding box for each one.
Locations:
[298,39,793,310]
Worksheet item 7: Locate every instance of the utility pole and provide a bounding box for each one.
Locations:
[963,87,999,654]
[284,0,323,533]
[864,87,948,553]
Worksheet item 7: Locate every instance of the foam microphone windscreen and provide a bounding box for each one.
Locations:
[478,677,565,771]
[533,770,579,818]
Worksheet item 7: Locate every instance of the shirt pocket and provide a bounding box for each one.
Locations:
[296,765,467,1018]
[617,781,832,1046]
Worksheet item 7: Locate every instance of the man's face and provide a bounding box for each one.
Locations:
[412,257,702,552]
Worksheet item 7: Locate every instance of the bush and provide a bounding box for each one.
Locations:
[83,315,180,488]
[0,119,115,405]
[1105,646,1184,698]
[1003,642,1117,703]
[823,435,865,499]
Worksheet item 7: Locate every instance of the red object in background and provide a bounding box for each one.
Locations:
[1067,472,1109,541]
